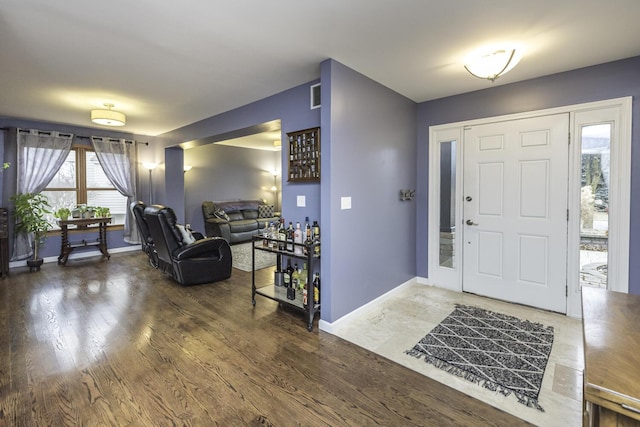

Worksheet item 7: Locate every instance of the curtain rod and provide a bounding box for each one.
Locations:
[0,127,148,145]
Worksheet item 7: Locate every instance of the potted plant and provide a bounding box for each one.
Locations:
[54,207,71,221]
[95,207,110,218]
[10,192,53,271]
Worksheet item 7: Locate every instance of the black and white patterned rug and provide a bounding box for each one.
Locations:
[406,304,554,411]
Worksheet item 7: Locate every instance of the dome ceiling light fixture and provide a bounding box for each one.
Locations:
[464,48,520,82]
[91,103,126,126]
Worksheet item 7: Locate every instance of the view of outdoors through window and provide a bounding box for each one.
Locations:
[43,148,127,228]
[580,123,610,289]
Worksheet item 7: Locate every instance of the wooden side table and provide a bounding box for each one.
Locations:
[582,287,640,426]
[57,217,112,265]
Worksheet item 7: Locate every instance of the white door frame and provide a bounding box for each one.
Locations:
[427,97,632,318]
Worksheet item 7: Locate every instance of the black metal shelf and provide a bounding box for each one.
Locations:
[251,235,320,331]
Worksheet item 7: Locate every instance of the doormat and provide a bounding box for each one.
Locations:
[230,242,277,272]
[405,304,554,411]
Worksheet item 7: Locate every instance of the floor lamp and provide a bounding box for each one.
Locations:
[270,171,279,212]
[143,163,158,205]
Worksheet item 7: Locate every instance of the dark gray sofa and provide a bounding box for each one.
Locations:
[202,200,280,244]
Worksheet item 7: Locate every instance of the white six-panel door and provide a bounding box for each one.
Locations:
[462,114,569,313]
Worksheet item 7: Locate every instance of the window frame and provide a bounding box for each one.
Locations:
[45,144,124,232]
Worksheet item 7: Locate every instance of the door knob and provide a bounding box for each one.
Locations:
[466,219,478,226]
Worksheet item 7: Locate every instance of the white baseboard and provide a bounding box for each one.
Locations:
[319,277,417,334]
[9,245,141,269]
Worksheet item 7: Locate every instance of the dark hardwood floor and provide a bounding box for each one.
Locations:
[0,251,530,426]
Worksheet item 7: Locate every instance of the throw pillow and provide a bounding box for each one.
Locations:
[214,208,230,221]
[258,204,275,218]
[176,224,196,245]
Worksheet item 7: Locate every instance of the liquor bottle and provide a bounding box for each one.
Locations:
[300,262,308,291]
[284,259,293,287]
[312,220,320,255]
[302,281,308,307]
[313,273,320,304]
[291,263,300,290]
[304,224,313,256]
[294,222,303,255]
[286,222,294,252]
[278,218,286,251]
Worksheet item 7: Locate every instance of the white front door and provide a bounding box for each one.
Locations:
[462,114,569,313]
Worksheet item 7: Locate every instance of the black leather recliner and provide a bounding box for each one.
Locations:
[130,201,159,268]
[144,204,232,285]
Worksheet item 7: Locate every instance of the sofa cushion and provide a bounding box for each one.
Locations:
[226,211,244,221]
[258,205,275,218]
[243,209,259,220]
[229,219,258,233]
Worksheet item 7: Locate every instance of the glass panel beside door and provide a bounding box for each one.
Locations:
[580,123,610,289]
[439,140,456,268]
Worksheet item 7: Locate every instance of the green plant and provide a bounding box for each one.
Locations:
[54,207,71,220]
[10,192,53,260]
[95,207,110,217]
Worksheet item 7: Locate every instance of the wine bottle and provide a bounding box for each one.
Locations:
[286,222,294,252]
[300,262,308,291]
[291,263,300,290]
[284,259,292,287]
[312,220,320,255]
[278,218,286,251]
[294,222,303,255]
[313,273,320,304]
[304,217,312,255]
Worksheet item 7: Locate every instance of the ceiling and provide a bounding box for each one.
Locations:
[1,0,639,137]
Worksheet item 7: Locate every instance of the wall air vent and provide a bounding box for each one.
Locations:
[310,83,321,109]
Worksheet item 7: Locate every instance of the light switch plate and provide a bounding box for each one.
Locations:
[341,196,352,210]
[297,195,306,207]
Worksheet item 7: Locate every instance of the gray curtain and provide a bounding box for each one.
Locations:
[90,137,139,244]
[12,129,73,260]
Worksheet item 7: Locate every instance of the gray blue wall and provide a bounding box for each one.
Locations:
[415,56,640,294]
[320,59,417,322]
[183,144,280,232]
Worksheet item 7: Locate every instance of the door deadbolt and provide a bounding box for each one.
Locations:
[465,196,472,201]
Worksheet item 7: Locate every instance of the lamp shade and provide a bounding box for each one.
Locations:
[91,103,126,126]
[464,49,519,82]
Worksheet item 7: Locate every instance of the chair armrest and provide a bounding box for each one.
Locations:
[174,237,229,260]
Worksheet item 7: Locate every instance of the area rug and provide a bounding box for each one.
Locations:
[230,242,277,272]
[405,304,554,411]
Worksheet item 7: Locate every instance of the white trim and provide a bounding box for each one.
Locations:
[427,127,463,291]
[319,277,416,333]
[428,97,632,318]
[565,98,632,317]
[9,244,141,269]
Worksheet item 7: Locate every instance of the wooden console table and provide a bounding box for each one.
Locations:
[582,287,640,426]
[57,217,112,265]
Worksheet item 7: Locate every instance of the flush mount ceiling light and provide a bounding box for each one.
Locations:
[464,49,520,82]
[91,103,126,126]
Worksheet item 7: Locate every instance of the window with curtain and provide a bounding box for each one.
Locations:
[42,146,128,227]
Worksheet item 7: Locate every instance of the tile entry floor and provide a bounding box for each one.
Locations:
[330,283,584,427]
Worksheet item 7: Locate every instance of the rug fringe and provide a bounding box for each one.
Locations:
[405,349,546,412]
